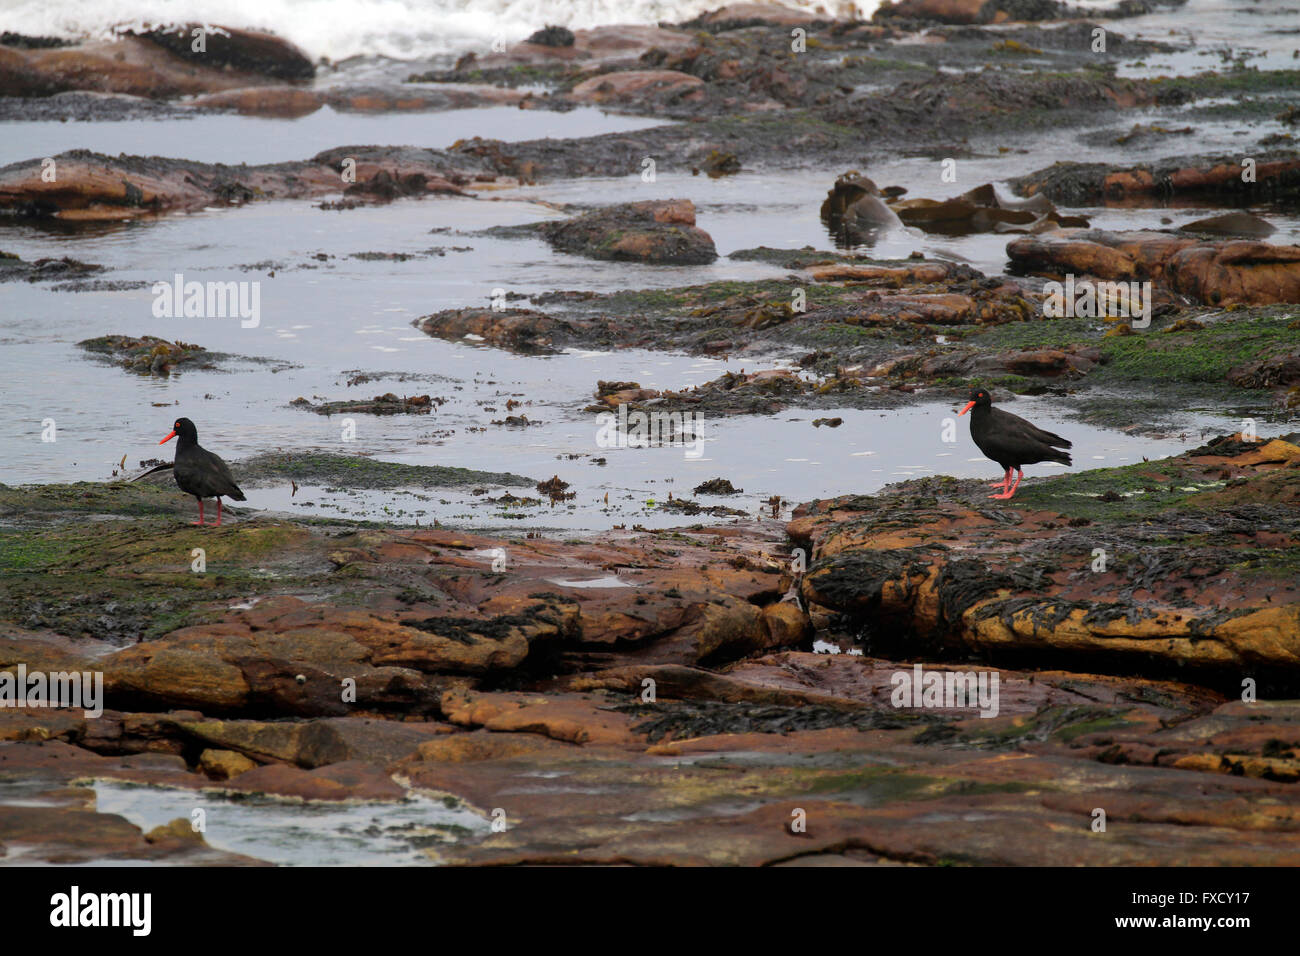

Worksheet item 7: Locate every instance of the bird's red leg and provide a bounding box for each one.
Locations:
[989,467,1010,490]
[192,499,205,526]
[990,469,1023,500]
[214,498,223,527]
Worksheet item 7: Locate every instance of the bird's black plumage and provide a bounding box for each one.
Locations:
[962,388,1071,470]
[161,418,244,524]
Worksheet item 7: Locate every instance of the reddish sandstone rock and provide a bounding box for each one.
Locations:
[1179,211,1277,239]
[597,386,661,407]
[0,28,312,99]
[0,156,213,220]
[875,0,997,23]
[142,818,210,851]
[435,24,693,75]
[890,345,1101,382]
[225,760,407,801]
[1006,229,1191,280]
[108,647,252,712]
[103,597,544,715]
[877,292,980,324]
[0,801,250,864]
[792,439,1300,676]
[405,713,1300,865]
[1167,158,1300,195]
[134,25,314,83]
[853,289,1036,326]
[889,190,1087,235]
[0,147,474,221]
[189,87,325,118]
[199,748,256,780]
[1164,240,1300,305]
[569,660,869,710]
[1227,351,1300,389]
[578,25,697,55]
[406,729,573,763]
[1012,155,1300,204]
[540,199,718,265]
[1006,229,1300,305]
[0,37,229,98]
[66,518,799,718]
[413,308,571,355]
[441,689,645,748]
[690,3,828,26]
[10,457,1300,864]
[762,601,811,646]
[806,262,955,284]
[327,85,528,112]
[569,69,705,106]
[172,715,453,769]
[0,741,263,863]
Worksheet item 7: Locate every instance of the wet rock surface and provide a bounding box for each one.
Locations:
[290,393,438,416]
[0,147,476,221]
[824,176,1090,244]
[229,452,536,491]
[792,435,1300,683]
[2,19,1295,225]
[0,249,102,282]
[537,199,718,265]
[1006,230,1300,305]
[78,335,216,377]
[0,26,313,99]
[3,432,1300,864]
[409,247,1300,430]
[1012,152,1300,204]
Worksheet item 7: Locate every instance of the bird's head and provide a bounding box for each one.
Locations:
[160,417,198,444]
[959,387,992,416]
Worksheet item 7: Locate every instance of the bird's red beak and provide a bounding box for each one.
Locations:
[159,430,176,444]
[958,401,975,417]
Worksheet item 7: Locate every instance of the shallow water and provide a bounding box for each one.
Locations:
[2,1,1295,532]
[0,154,1263,529]
[8,105,667,167]
[91,779,489,865]
[1099,0,1300,77]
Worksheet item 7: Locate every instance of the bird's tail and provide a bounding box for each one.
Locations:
[229,488,247,501]
[1052,450,1072,467]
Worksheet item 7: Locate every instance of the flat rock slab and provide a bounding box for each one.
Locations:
[4,639,1300,864]
[6,441,1300,864]
[0,28,312,100]
[1012,153,1300,204]
[0,740,263,864]
[538,199,718,265]
[792,436,1300,678]
[0,147,477,221]
[0,508,799,717]
[1007,229,1300,305]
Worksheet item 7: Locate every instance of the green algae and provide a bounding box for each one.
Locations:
[1154,68,1300,100]
[237,452,534,489]
[963,308,1298,388]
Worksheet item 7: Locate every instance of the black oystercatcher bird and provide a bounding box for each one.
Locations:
[958,387,1071,499]
[159,417,245,526]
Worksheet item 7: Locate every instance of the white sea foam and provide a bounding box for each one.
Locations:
[0,0,877,62]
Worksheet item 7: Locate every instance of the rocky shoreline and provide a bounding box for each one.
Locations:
[2,1,1300,866]
[1,433,1298,864]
